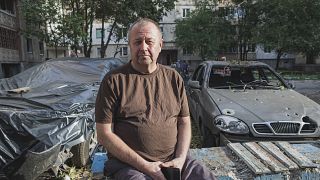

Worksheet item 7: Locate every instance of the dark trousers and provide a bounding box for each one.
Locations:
[105,154,217,180]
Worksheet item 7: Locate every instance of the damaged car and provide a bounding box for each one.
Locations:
[188,60,320,147]
[0,57,125,179]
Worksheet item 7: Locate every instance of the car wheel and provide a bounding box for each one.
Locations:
[70,131,97,167]
[200,122,217,148]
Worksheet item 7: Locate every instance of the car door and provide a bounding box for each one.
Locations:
[188,65,206,121]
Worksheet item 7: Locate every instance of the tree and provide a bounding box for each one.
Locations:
[22,0,65,58]
[60,0,96,57]
[96,0,177,58]
[230,0,260,61]
[176,0,235,60]
[255,0,320,68]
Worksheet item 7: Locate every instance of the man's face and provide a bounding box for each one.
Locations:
[129,22,163,67]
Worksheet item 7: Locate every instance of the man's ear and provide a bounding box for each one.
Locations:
[159,38,163,50]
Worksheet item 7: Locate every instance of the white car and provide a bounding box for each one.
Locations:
[187,60,320,147]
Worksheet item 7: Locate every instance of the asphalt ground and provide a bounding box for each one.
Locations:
[292,80,320,104]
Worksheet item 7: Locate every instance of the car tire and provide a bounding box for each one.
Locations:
[200,122,216,148]
[70,132,97,167]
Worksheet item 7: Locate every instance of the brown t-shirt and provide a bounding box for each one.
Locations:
[95,62,189,162]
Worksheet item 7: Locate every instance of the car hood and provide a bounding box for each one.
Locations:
[208,88,320,123]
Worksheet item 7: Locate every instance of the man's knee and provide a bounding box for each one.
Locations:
[182,156,217,180]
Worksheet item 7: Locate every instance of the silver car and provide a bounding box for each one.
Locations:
[187,60,320,147]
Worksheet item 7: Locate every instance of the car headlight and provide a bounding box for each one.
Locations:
[214,115,249,134]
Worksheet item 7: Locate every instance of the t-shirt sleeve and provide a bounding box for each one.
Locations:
[178,75,190,117]
[95,76,117,124]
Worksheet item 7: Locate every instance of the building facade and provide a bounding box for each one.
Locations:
[0,0,45,78]
[88,0,294,71]
[47,0,320,72]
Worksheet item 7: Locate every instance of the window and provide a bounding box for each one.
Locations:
[118,28,127,39]
[183,48,192,55]
[182,8,191,18]
[0,0,14,14]
[264,46,272,53]
[160,26,164,37]
[26,38,33,53]
[120,47,128,56]
[227,46,238,53]
[196,66,206,85]
[39,41,44,55]
[96,28,102,39]
[192,65,205,82]
[247,44,256,52]
[160,26,163,33]
[0,27,17,49]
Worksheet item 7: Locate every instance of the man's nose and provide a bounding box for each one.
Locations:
[140,41,148,50]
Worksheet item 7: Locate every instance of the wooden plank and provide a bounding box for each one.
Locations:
[259,142,299,170]
[275,141,317,168]
[243,142,288,173]
[228,143,271,174]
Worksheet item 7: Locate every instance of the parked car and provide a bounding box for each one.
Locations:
[188,60,320,147]
[0,58,125,179]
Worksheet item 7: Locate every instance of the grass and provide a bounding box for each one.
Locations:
[190,119,202,149]
[277,71,320,80]
[37,166,92,180]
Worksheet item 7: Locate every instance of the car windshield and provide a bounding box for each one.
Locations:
[208,66,286,89]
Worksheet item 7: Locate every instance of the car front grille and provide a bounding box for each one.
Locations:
[253,121,317,135]
[270,122,300,133]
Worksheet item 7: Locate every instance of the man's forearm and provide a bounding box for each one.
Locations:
[175,116,192,160]
[96,124,148,172]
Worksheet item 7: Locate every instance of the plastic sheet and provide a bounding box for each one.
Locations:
[0,57,125,176]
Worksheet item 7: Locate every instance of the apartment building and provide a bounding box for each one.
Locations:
[49,0,320,71]
[89,0,200,68]
[0,0,45,78]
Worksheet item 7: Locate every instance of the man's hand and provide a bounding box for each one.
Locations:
[161,157,185,170]
[142,161,166,180]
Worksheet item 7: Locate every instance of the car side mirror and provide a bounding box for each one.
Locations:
[188,80,201,89]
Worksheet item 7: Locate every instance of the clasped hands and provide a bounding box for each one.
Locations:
[143,157,184,180]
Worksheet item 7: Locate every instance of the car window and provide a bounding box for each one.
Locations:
[208,66,286,89]
[262,68,286,87]
[209,66,232,88]
[191,65,203,81]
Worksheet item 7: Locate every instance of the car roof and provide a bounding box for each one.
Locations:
[202,60,270,68]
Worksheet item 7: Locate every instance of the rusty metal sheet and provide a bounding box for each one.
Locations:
[292,143,320,165]
[189,147,237,178]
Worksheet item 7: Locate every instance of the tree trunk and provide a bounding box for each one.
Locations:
[100,16,105,58]
[55,43,58,58]
[102,21,117,57]
[84,1,94,58]
[275,49,282,70]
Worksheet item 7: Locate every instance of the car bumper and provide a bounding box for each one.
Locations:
[220,133,320,146]
[2,143,61,179]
